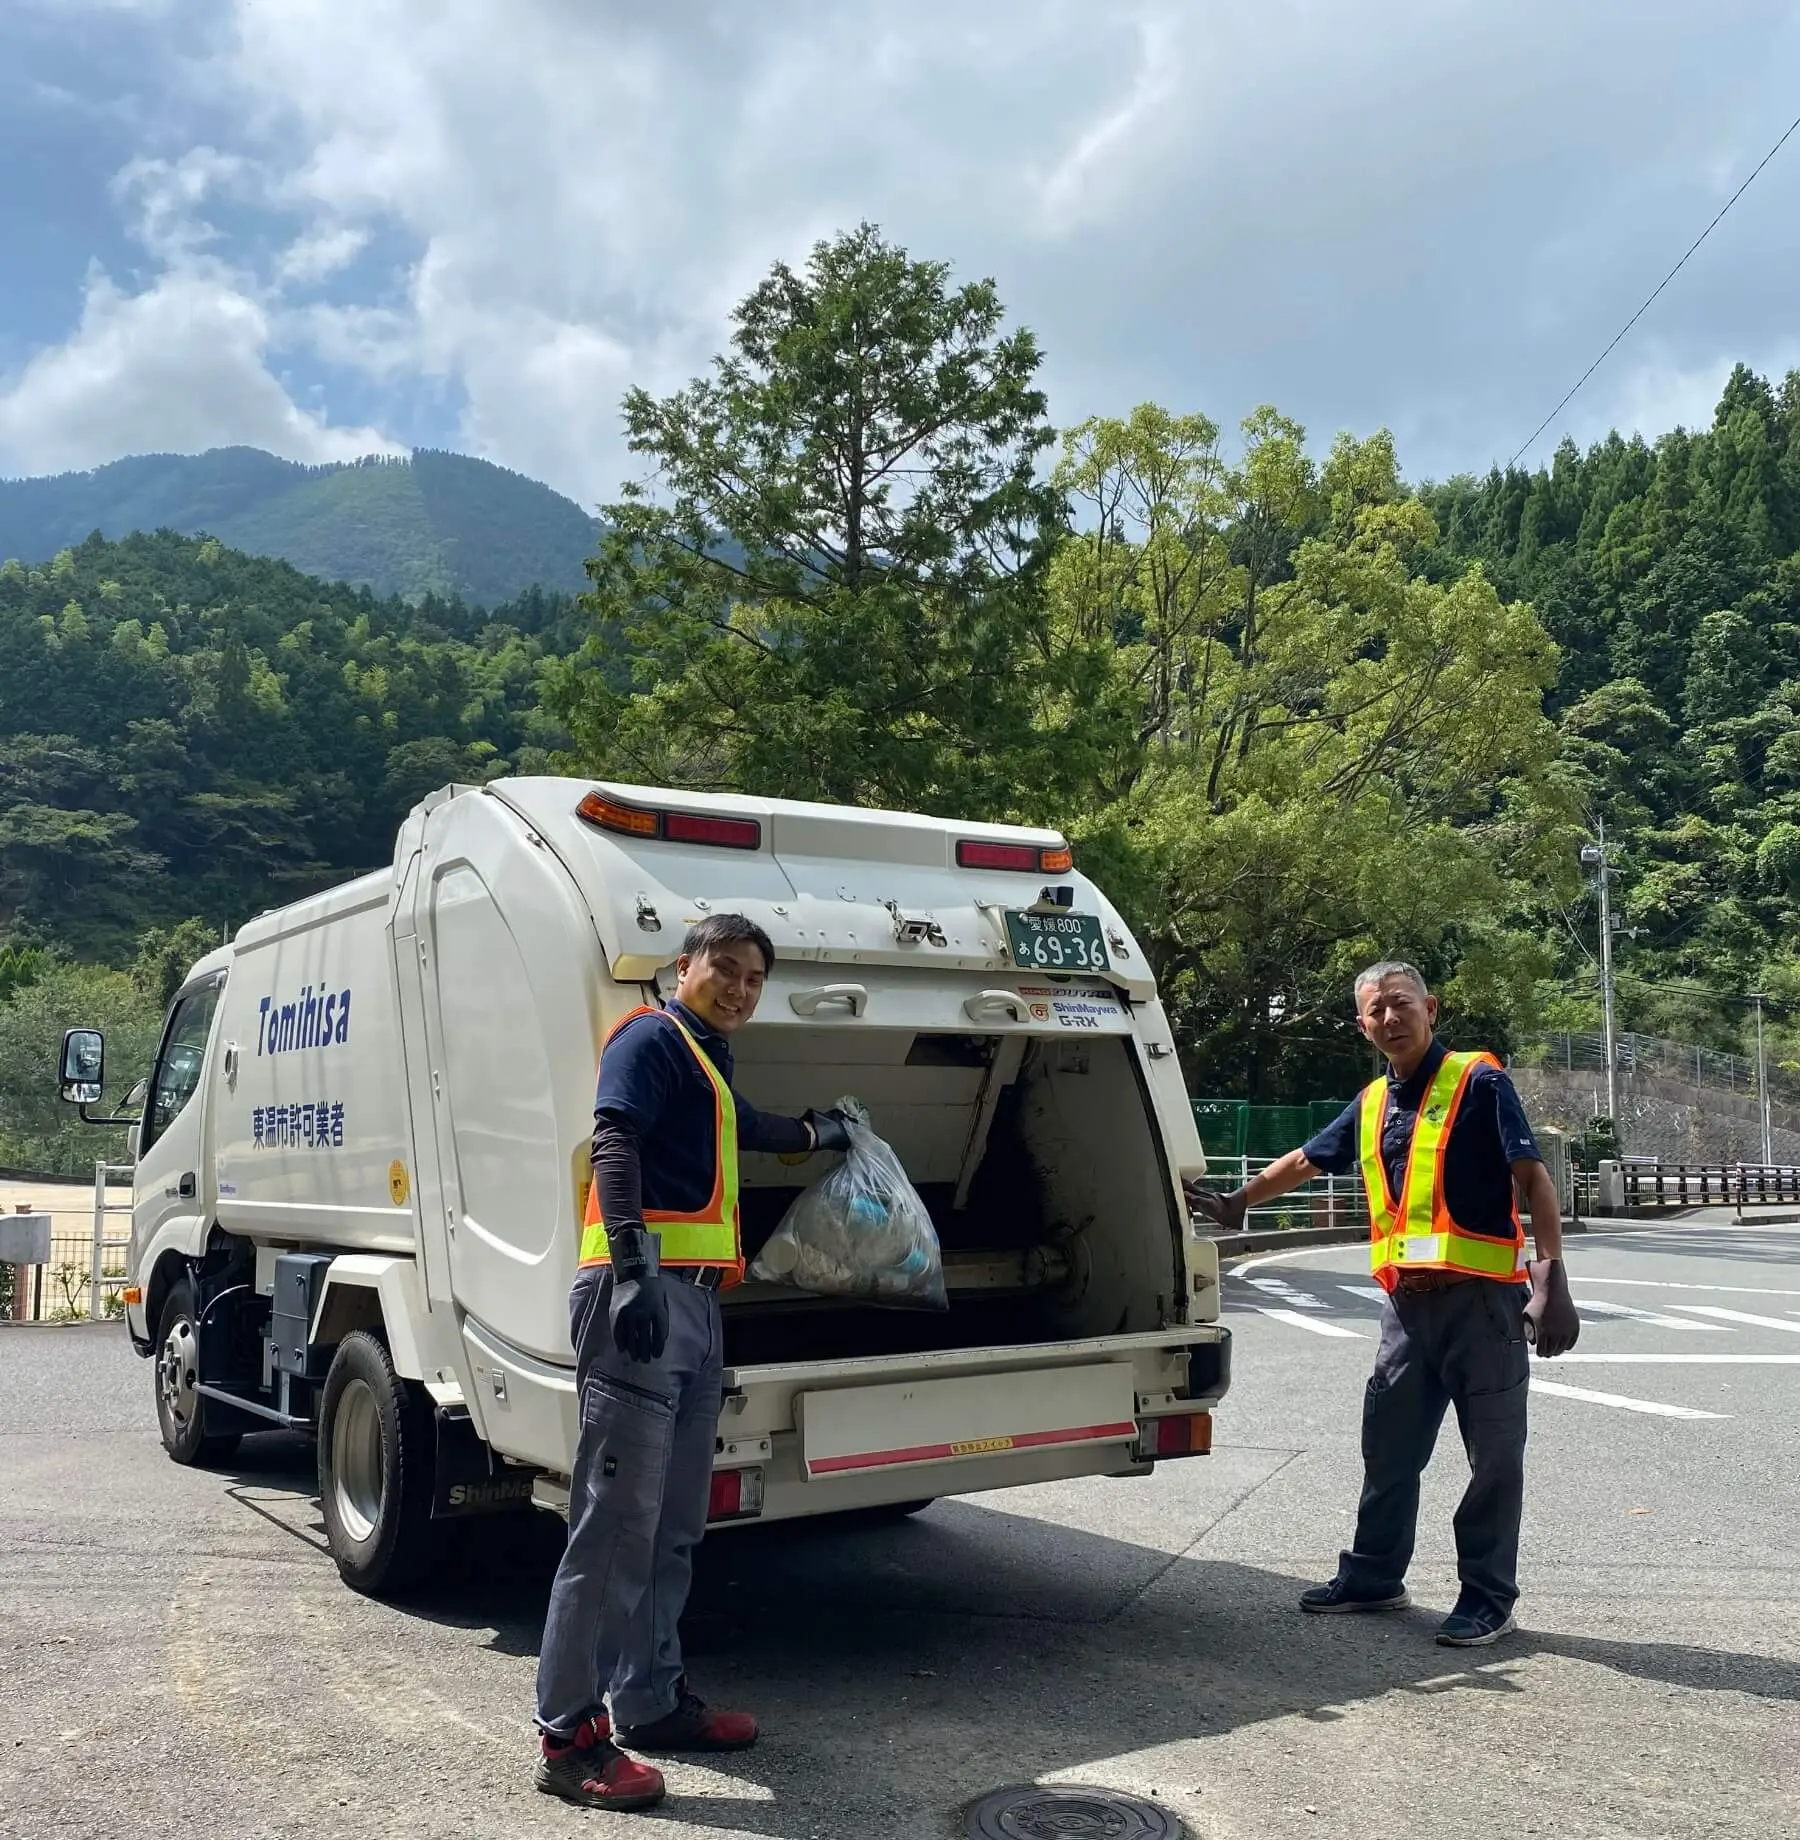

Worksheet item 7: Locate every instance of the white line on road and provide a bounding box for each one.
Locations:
[1575,1299,1732,1332]
[1669,1305,1800,1334]
[1253,1307,1366,1338]
[1572,1277,1800,1298]
[1528,1378,1728,1419]
[1243,1275,1330,1309]
[1556,1353,1800,1364]
[1338,1284,1387,1301]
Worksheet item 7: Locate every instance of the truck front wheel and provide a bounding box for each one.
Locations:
[318,1330,437,1597]
[154,1279,242,1467]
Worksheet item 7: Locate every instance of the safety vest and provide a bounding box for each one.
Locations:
[578,1007,743,1285]
[1359,1049,1528,1291]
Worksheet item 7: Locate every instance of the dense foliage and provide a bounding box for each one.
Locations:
[1424,362,1800,1070]
[0,531,574,957]
[0,448,601,605]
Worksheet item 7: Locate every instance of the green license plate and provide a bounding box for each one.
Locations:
[1003,909,1110,974]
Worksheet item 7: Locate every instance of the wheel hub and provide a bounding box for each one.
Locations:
[331,1376,385,1544]
[158,1318,198,1429]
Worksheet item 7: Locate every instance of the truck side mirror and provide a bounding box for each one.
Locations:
[59,1028,105,1104]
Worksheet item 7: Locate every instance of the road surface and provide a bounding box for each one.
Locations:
[3,1218,1797,1838]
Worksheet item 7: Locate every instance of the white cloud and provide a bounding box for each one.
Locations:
[11,0,1800,497]
[0,267,401,476]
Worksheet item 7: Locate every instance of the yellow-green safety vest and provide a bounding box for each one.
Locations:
[578,1007,744,1285]
[1358,1049,1528,1291]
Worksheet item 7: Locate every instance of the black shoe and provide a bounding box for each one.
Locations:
[1300,1577,1410,1614]
[618,1684,759,1754]
[1436,1604,1517,1647]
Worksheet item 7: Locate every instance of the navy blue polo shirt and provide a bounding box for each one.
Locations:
[1301,1038,1541,1238]
[593,999,805,1215]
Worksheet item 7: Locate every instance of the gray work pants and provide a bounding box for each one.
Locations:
[1337,1278,1530,1619]
[534,1269,723,1738]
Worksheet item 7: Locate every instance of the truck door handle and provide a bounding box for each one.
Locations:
[177,1172,196,1199]
[789,984,868,1018]
[964,990,1031,1023]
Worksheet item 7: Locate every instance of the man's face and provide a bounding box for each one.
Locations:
[1356,975,1438,1065]
[674,941,768,1036]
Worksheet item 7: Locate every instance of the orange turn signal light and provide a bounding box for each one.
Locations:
[121,1286,142,1307]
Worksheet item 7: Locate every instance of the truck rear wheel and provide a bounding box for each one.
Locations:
[318,1330,437,1597]
[154,1279,242,1467]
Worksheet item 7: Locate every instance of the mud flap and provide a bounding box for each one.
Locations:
[431,1408,540,1518]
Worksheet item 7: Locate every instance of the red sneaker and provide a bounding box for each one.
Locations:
[535,1718,665,1810]
[618,1683,758,1753]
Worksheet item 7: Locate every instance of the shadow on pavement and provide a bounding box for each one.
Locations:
[372,1494,1800,1836]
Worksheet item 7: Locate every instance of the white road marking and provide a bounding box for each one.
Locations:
[1528,1378,1727,1420]
[1556,1353,1800,1364]
[1575,1299,1731,1332]
[1253,1306,1366,1338]
[1338,1284,1387,1301]
[1669,1305,1800,1334]
[1243,1275,1333,1309]
[1572,1277,1800,1298]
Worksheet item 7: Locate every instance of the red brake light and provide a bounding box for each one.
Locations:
[577,792,761,850]
[957,839,1073,874]
[663,811,762,850]
[707,1466,765,1521]
[1140,1412,1213,1459]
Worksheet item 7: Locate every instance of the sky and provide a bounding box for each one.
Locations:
[3,0,1800,511]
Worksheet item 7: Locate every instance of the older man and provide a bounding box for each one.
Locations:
[1192,961,1579,1647]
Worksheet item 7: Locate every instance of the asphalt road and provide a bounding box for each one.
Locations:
[4,1221,1798,1839]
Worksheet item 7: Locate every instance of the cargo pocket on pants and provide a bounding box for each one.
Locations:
[579,1372,674,1534]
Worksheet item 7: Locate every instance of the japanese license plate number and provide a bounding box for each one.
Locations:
[1003,909,1110,974]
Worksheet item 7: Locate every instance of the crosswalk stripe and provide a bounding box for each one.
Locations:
[1573,1277,1800,1298]
[1575,1299,1731,1332]
[1253,1307,1366,1338]
[1669,1305,1800,1334]
[1529,1378,1727,1420]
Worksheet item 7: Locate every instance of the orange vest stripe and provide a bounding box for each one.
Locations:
[1358,1049,1528,1291]
[578,1006,743,1285]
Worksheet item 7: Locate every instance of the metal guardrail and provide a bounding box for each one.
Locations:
[1573,1161,1800,1217]
[88,1161,133,1321]
[1517,1031,1800,1106]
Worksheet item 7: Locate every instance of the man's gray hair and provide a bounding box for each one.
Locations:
[1352,959,1429,1007]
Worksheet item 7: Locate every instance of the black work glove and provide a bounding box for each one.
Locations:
[803,1107,853,1154]
[606,1225,669,1364]
[1183,1181,1249,1235]
[1523,1257,1580,1358]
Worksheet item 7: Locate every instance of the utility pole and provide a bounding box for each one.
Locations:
[1753,992,1773,1164]
[1580,819,1618,1125]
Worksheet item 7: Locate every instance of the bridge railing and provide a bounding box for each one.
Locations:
[1574,1161,1800,1217]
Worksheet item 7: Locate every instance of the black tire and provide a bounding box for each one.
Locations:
[317,1330,438,1597]
[153,1279,242,1467]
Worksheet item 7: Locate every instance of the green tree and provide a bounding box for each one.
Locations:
[545,224,1082,817]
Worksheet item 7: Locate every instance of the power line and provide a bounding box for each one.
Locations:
[1508,107,1800,469]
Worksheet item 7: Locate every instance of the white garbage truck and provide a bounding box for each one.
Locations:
[57,777,1230,1595]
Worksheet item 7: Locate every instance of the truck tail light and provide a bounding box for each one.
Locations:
[1138,1411,1212,1460]
[956,840,1073,873]
[707,1465,765,1522]
[577,791,762,851]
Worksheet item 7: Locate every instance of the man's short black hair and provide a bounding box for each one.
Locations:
[682,912,775,974]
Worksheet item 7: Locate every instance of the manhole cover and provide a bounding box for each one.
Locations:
[967,1784,1186,1839]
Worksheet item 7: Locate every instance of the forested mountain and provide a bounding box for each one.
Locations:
[0,448,601,605]
[1423,362,1800,1054]
[0,530,583,959]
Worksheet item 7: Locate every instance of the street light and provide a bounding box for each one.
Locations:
[1580,822,1618,1126]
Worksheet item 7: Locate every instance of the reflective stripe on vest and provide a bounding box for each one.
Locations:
[1358,1049,1528,1290]
[578,1006,743,1282]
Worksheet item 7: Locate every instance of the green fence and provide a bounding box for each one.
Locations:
[1192,1098,1351,1173]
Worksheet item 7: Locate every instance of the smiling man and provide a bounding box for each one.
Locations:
[1189,960,1579,1648]
[533,913,851,1812]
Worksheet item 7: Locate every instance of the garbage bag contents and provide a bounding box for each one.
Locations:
[751,1099,948,1309]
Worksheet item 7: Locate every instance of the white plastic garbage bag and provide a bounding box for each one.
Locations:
[751,1098,948,1309]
